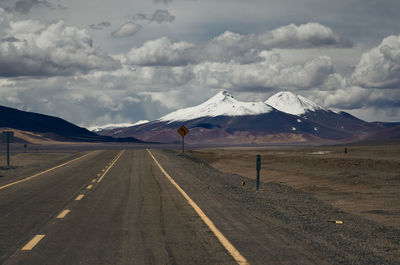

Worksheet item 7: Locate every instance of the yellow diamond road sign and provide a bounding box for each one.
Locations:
[177,125,189,137]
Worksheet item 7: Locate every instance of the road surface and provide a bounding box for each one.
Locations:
[0,149,398,264]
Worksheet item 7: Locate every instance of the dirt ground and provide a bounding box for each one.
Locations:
[188,142,400,228]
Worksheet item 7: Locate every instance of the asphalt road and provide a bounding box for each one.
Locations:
[0,149,398,264]
[0,150,238,265]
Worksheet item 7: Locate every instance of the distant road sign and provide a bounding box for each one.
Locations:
[2,131,14,144]
[177,125,189,137]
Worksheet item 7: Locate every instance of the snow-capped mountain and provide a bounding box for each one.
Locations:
[96,91,400,144]
[265,91,325,115]
[89,120,149,132]
[160,91,273,122]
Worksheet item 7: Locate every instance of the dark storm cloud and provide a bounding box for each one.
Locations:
[13,0,54,14]
[89,21,112,30]
[133,9,175,24]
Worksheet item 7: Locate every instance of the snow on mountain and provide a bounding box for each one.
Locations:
[159,91,273,122]
[88,120,149,132]
[132,120,150,126]
[265,91,325,115]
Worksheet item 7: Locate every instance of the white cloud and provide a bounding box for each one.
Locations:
[352,35,400,89]
[258,23,352,49]
[125,37,195,66]
[0,20,119,77]
[192,52,336,91]
[111,22,142,38]
[124,23,352,66]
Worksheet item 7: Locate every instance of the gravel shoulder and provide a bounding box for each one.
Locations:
[154,149,400,265]
[188,145,400,228]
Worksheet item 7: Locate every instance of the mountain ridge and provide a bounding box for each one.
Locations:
[0,105,143,144]
[97,90,400,144]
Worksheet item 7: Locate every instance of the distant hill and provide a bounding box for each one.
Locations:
[97,91,400,145]
[0,105,143,144]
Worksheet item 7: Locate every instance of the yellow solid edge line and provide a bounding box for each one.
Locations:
[75,194,84,201]
[146,149,250,265]
[56,209,71,219]
[0,152,94,191]
[87,185,93,189]
[97,150,125,183]
[22,234,45,250]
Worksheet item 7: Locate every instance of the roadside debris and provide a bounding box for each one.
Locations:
[328,220,343,224]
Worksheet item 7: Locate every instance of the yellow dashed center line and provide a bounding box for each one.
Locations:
[97,150,125,183]
[22,235,45,250]
[75,194,84,201]
[56,209,71,219]
[92,179,97,183]
[0,152,94,191]
[147,149,250,265]
[87,185,93,189]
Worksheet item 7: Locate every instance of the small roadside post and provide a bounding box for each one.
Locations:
[256,154,261,190]
[177,125,189,153]
[2,131,14,166]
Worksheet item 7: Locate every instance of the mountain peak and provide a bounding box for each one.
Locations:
[265,91,325,115]
[205,90,235,103]
[159,90,272,122]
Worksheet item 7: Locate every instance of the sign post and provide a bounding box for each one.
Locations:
[177,125,189,154]
[2,131,14,166]
[256,154,261,190]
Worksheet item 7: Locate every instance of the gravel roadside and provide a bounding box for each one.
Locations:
[155,149,400,265]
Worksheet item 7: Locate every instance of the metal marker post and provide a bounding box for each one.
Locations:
[7,135,9,166]
[256,154,261,190]
[2,131,14,166]
[182,135,184,154]
[177,125,189,154]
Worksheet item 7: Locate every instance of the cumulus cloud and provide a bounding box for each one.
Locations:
[111,22,142,38]
[133,9,175,24]
[89,21,112,30]
[124,23,352,66]
[258,23,352,49]
[0,67,173,127]
[13,0,54,14]
[351,35,400,89]
[125,37,195,66]
[0,20,120,77]
[193,52,337,91]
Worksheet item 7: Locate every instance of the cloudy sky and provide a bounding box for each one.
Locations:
[0,0,399,128]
